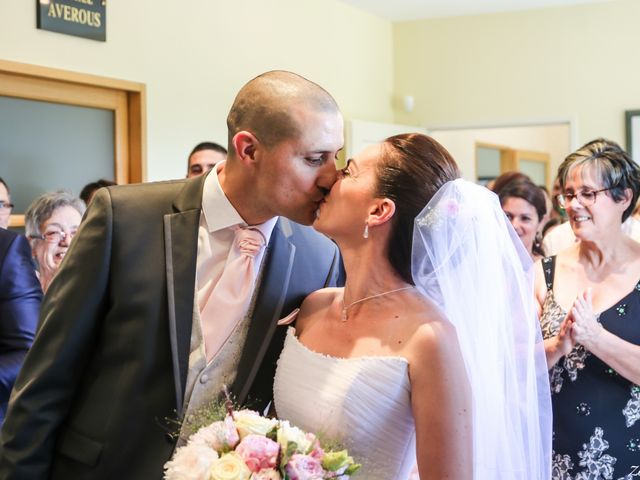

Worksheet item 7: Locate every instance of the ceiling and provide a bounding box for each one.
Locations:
[336,0,612,22]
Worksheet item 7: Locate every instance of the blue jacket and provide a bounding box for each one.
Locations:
[0,229,42,424]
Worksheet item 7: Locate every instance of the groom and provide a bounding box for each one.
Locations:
[0,71,344,479]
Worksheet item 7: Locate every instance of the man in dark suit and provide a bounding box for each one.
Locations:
[0,228,42,425]
[0,71,344,479]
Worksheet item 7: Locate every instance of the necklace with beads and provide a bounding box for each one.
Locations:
[341,286,414,321]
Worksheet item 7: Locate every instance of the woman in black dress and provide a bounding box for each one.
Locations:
[535,138,640,480]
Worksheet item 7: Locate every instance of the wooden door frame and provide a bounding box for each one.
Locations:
[512,149,551,190]
[475,142,551,189]
[0,59,146,227]
[475,141,515,182]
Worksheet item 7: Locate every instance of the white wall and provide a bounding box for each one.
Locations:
[0,0,395,180]
[393,0,640,157]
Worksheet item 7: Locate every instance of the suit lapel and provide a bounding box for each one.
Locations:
[164,176,205,414]
[232,220,296,404]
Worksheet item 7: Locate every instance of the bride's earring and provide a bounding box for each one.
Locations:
[363,222,369,239]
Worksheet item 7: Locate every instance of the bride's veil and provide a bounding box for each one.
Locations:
[411,179,552,479]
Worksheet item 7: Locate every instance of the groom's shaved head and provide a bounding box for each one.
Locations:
[226,71,339,154]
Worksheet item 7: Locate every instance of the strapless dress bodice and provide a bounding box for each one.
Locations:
[273,327,416,480]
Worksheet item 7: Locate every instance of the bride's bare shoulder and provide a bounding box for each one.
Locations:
[399,298,466,382]
[296,287,342,330]
[300,287,341,309]
[406,296,459,350]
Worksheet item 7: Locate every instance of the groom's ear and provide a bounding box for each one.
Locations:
[367,198,396,227]
[232,131,258,165]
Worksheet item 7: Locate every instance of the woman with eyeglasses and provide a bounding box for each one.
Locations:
[534,138,640,479]
[25,191,85,293]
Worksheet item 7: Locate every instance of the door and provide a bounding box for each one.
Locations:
[475,142,551,189]
[0,60,145,228]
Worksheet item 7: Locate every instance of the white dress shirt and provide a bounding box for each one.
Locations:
[196,162,277,315]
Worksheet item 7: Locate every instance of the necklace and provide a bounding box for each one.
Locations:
[341,286,413,321]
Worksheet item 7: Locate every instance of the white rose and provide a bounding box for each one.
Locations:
[276,421,312,454]
[209,452,252,480]
[164,444,219,480]
[233,410,278,439]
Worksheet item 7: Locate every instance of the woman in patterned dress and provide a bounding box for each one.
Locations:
[534,138,640,480]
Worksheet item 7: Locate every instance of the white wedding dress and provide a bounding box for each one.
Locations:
[274,180,553,480]
[273,327,417,480]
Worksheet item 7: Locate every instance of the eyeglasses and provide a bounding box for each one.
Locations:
[30,230,77,244]
[555,188,611,208]
[0,201,14,211]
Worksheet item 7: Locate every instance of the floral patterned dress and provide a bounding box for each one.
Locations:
[540,256,640,480]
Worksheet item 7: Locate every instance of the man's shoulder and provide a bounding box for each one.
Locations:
[97,178,203,214]
[0,227,20,246]
[108,179,189,201]
[0,229,26,259]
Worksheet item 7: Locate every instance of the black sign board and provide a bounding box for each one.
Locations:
[37,0,106,42]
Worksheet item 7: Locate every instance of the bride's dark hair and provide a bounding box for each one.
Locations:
[376,133,461,284]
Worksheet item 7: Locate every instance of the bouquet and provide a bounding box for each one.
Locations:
[164,405,360,480]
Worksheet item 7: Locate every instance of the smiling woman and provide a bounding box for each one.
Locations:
[25,191,85,293]
[498,179,547,260]
[534,138,640,480]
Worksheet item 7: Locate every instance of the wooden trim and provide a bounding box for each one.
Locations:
[8,215,25,228]
[0,59,144,92]
[626,109,640,157]
[0,60,146,226]
[476,140,511,151]
[475,142,551,188]
[513,149,551,189]
[113,91,130,184]
[475,142,515,180]
[128,90,146,183]
[0,71,125,109]
[500,149,516,172]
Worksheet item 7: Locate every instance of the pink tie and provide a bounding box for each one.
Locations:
[201,226,266,362]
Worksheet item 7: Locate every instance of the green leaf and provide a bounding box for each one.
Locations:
[286,441,298,457]
[345,464,362,475]
[266,425,278,441]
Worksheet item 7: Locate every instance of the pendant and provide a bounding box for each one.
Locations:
[341,309,348,322]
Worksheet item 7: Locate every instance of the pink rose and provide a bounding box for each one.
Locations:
[188,416,240,452]
[306,436,324,460]
[235,434,280,473]
[285,454,325,480]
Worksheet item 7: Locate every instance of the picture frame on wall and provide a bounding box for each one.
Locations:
[625,110,640,163]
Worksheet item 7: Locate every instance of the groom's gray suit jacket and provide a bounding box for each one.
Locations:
[0,173,341,479]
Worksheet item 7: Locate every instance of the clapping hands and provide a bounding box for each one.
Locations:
[569,288,604,349]
[549,288,604,364]
[553,313,575,358]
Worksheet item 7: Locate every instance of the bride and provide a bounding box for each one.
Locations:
[273,133,552,479]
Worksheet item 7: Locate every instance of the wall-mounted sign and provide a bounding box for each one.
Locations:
[37,0,106,42]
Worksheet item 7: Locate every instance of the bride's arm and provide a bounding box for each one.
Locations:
[410,318,472,480]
